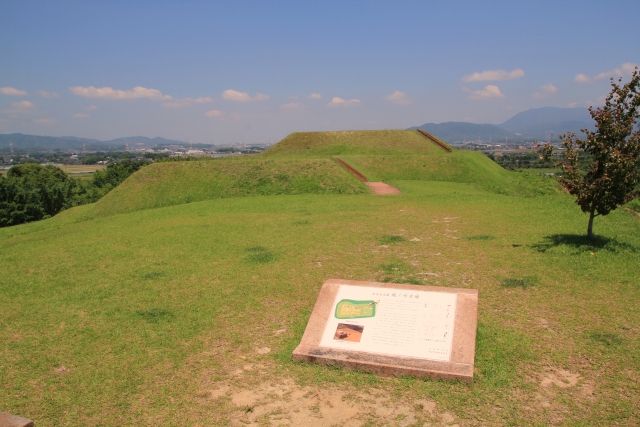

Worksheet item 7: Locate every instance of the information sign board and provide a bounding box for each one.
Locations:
[292,279,479,381]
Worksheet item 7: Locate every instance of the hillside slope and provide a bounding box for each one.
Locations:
[341,152,553,196]
[90,158,368,217]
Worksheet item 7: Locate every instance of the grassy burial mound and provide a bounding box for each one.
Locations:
[266,129,555,196]
[90,158,368,217]
[90,129,551,220]
[263,130,439,157]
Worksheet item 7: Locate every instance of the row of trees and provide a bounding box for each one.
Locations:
[0,159,149,227]
[486,152,554,170]
[81,151,168,165]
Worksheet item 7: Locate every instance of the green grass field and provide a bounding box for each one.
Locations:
[1,131,639,426]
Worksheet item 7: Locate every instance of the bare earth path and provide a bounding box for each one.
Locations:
[334,157,401,195]
[365,181,401,195]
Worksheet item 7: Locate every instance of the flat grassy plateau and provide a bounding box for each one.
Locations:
[1,130,639,426]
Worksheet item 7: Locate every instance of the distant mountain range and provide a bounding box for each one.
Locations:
[1,107,598,151]
[0,134,187,151]
[411,107,596,143]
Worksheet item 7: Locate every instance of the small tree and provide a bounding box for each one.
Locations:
[539,68,640,239]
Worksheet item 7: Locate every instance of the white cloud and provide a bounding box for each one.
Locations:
[327,97,362,107]
[574,73,592,84]
[594,62,637,80]
[2,100,35,114]
[13,100,35,109]
[205,109,223,117]
[35,118,56,125]
[575,62,639,84]
[73,113,89,118]
[86,105,98,111]
[532,83,558,99]
[69,86,172,100]
[384,90,412,105]
[469,85,505,100]
[462,68,525,82]
[307,93,322,99]
[0,87,27,96]
[36,90,59,98]
[162,97,213,108]
[280,102,304,110]
[222,90,269,102]
[222,89,252,102]
[567,102,578,108]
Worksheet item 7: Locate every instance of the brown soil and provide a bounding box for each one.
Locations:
[333,157,401,195]
[415,129,453,152]
[366,182,401,195]
[333,157,368,182]
[197,377,460,426]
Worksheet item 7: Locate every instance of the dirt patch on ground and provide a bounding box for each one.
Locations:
[333,157,401,195]
[366,182,401,195]
[196,376,462,426]
[523,367,584,425]
[540,368,580,388]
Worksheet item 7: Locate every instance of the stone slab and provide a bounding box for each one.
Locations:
[0,413,34,427]
[292,279,478,382]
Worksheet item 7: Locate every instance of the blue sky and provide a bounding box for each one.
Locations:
[1,0,638,144]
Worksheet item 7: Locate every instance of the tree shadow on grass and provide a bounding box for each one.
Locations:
[501,276,538,289]
[244,246,276,264]
[531,234,638,254]
[587,331,624,347]
[136,308,174,323]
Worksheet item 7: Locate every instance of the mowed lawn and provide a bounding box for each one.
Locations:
[1,180,639,426]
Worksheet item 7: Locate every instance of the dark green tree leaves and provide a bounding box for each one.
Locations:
[540,68,640,238]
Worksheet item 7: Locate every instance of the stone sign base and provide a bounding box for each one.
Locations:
[292,279,479,382]
[0,412,34,427]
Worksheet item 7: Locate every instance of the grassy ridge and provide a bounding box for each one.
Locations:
[1,180,639,425]
[263,130,437,157]
[342,152,558,196]
[341,151,507,182]
[89,158,367,217]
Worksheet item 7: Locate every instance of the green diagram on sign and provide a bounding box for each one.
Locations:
[335,299,376,319]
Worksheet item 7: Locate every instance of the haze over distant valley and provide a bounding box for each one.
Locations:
[411,107,595,143]
[0,106,598,153]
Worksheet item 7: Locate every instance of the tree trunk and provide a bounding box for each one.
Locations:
[587,208,596,239]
